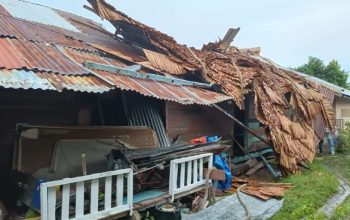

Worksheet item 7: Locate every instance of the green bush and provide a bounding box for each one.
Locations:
[337,129,350,152]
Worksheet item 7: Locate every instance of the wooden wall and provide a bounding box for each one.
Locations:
[0,89,126,175]
[165,101,234,143]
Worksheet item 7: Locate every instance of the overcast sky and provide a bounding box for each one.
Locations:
[32,0,350,71]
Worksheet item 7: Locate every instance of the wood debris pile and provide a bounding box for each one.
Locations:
[226,177,293,200]
[87,0,335,174]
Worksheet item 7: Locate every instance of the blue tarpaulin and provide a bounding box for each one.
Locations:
[213,155,232,190]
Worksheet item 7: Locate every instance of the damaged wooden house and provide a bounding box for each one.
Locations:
[0,0,335,219]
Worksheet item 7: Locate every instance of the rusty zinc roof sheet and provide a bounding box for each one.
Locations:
[94,69,231,105]
[0,1,152,68]
[0,38,89,75]
[37,72,112,93]
[0,69,112,93]
[0,14,96,51]
[0,67,230,105]
[0,38,27,69]
[75,34,147,63]
[62,47,128,68]
[0,11,148,63]
[0,0,231,105]
[0,4,11,16]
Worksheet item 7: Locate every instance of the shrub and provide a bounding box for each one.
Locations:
[336,129,350,152]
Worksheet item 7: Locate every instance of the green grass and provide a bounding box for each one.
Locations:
[270,161,339,220]
[330,195,350,220]
[319,152,350,184]
[319,152,350,220]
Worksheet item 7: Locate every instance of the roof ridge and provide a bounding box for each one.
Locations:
[17,0,52,9]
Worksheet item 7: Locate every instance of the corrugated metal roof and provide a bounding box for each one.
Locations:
[0,69,112,93]
[0,1,153,70]
[95,69,231,105]
[0,68,230,104]
[0,0,232,105]
[0,38,27,69]
[308,76,350,97]
[0,14,96,50]
[0,0,80,32]
[0,10,147,64]
[0,69,56,90]
[0,4,11,16]
[55,9,110,36]
[0,38,89,75]
[62,47,127,68]
[78,35,147,63]
[37,72,112,93]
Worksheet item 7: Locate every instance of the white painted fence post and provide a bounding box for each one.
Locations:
[169,153,213,201]
[40,168,133,220]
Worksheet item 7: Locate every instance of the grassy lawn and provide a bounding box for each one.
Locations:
[319,152,350,219]
[319,152,350,183]
[270,160,339,220]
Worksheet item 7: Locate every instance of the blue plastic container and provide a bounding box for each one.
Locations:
[206,136,219,142]
[32,179,45,210]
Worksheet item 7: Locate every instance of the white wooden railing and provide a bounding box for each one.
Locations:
[169,153,213,201]
[40,168,133,220]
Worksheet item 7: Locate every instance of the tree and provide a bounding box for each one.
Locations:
[294,57,349,89]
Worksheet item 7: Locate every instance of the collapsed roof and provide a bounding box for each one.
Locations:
[0,0,335,173]
[87,0,335,173]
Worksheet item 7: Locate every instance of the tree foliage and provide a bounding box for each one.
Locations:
[294,57,349,89]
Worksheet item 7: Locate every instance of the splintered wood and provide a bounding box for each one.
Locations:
[226,177,293,201]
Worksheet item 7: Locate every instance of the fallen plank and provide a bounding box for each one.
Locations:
[203,168,226,181]
[246,161,265,176]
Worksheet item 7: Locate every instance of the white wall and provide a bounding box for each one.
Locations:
[335,96,350,126]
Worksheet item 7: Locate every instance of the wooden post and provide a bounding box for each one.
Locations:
[81,154,87,176]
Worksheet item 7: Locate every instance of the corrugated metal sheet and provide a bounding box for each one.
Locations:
[0,1,232,104]
[0,38,27,69]
[309,76,350,98]
[127,102,170,147]
[37,72,112,93]
[143,49,185,75]
[58,10,151,65]
[0,0,153,71]
[0,4,11,16]
[0,0,80,32]
[81,36,147,63]
[0,38,88,75]
[62,47,127,68]
[0,14,96,51]
[0,69,112,93]
[55,9,110,37]
[0,68,230,104]
[0,69,56,90]
[0,11,147,64]
[95,69,231,105]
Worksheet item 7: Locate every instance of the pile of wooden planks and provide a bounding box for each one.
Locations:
[226,177,292,200]
[124,142,230,169]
